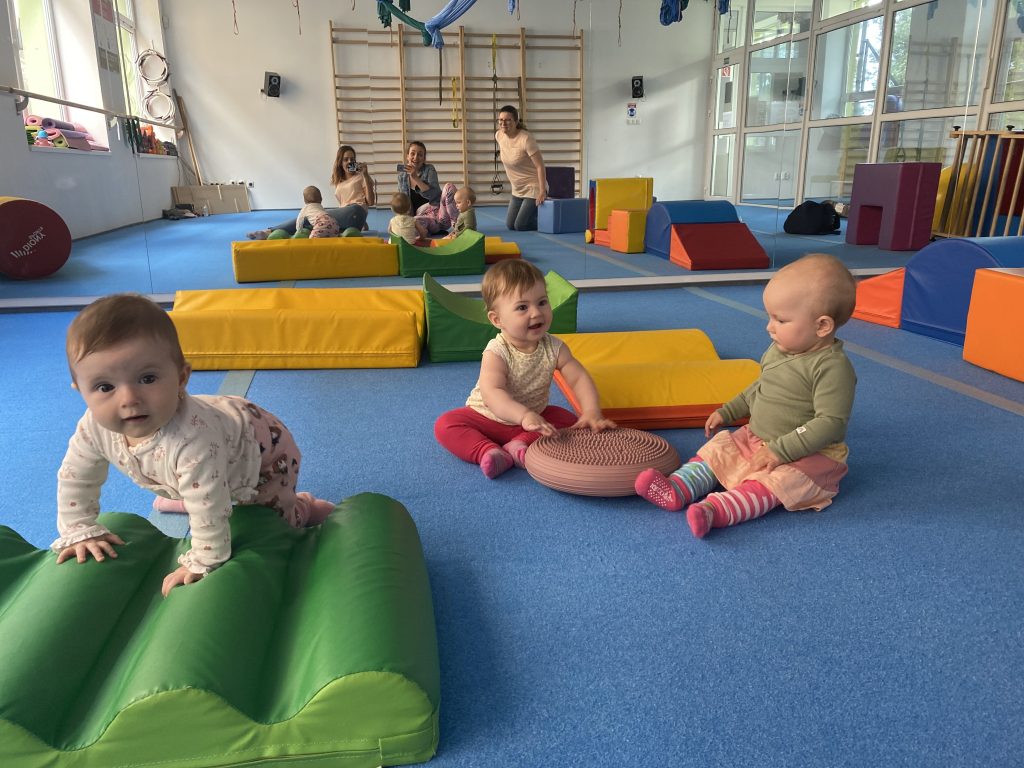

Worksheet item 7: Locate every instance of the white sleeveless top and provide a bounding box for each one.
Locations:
[466,334,563,424]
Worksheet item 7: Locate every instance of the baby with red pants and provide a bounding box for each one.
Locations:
[434,260,615,479]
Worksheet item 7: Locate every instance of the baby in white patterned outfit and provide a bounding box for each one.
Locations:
[296,185,340,238]
[52,294,336,597]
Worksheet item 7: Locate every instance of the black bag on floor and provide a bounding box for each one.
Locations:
[783,200,841,235]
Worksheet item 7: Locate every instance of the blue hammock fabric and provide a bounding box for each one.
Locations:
[659,0,688,25]
[424,0,480,48]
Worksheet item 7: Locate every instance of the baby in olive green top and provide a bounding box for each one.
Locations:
[636,253,858,538]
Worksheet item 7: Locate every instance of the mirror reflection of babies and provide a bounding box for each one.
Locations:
[439,186,477,241]
[635,253,859,539]
[52,294,336,597]
[388,192,429,245]
[296,185,340,238]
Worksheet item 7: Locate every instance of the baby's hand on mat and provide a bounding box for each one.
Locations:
[162,565,206,598]
[704,412,725,438]
[750,444,783,472]
[56,533,126,565]
[521,411,556,436]
[572,412,617,432]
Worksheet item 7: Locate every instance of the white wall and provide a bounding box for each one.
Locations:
[0,2,180,238]
[161,0,713,209]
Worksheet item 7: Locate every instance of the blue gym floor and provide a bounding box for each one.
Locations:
[1,206,1021,767]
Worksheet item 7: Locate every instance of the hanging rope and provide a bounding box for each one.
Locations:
[143,89,175,122]
[571,0,577,38]
[293,0,302,34]
[136,49,169,86]
[438,48,443,105]
[232,0,239,34]
[618,0,623,45]
[490,34,503,196]
[451,77,460,128]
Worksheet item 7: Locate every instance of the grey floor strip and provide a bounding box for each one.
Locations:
[687,286,1024,418]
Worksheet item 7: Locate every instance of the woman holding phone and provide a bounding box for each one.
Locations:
[396,140,459,235]
[247,145,375,238]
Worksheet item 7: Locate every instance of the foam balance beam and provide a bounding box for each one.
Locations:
[231,237,397,282]
[170,287,426,369]
[553,329,760,429]
[423,271,577,362]
[393,230,485,277]
[0,494,440,768]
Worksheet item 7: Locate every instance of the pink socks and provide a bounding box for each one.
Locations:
[480,447,515,479]
[685,502,715,538]
[684,480,780,538]
[502,440,530,469]
[152,497,186,514]
[634,468,689,511]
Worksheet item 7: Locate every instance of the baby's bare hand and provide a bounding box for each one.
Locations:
[161,566,206,598]
[56,533,126,565]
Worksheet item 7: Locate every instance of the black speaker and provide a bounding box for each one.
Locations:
[631,75,644,99]
[263,71,281,98]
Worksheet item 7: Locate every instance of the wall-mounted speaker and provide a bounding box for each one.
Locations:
[631,75,644,99]
[263,71,281,98]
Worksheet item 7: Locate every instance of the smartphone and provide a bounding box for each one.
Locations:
[347,162,359,173]
[396,163,407,172]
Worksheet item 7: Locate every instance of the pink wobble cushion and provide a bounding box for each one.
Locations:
[524,427,680,497]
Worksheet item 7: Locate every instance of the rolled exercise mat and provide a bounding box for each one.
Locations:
[40,117,77,131]
[23,114,43,126]
[0,197,72,278]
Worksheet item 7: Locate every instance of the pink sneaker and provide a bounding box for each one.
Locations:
[634,468,684,512]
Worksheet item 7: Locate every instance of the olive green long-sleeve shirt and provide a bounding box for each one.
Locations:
[717,340,857,464]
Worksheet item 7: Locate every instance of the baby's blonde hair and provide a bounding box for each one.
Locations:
[481,259,545,311]
[66,294,186,381]
[303,185,322,204]
[391,192,412,215]
[458,186,477,205]
[776,253,858,327]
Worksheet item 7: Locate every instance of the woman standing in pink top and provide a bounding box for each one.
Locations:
[495,105,547,231]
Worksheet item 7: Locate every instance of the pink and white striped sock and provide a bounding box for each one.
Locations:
[687,480,779,536]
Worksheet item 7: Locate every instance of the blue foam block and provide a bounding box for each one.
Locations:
[538,198,588,234]
[901,236,1024,344]
[644,200,740,259]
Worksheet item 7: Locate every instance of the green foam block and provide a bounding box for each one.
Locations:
[423,269,578,362]
[393,230,485,277]
[0,493,440,768]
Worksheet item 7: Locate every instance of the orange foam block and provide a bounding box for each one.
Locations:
[608,209,647,253]
[852,268,905,328]
[963,268,1024,382]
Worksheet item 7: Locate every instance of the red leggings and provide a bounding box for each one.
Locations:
[434,406,578,464]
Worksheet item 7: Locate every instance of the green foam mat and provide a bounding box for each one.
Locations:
[0,493,439,768]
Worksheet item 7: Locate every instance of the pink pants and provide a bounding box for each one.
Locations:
[434,405,578,464]
[416,183,459,234]
[240,400,321,527]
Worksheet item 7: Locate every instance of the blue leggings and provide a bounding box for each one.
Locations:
[266,204,368,235]
[505,196,538,231]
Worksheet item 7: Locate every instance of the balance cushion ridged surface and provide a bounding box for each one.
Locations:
[0,493,439,768]
[525,427,680,496]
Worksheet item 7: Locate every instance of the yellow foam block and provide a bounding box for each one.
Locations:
[592,178,654,230]
[231,238,397,282]
[484,237,521,256]
[552,329,759,429]
[171,288,425,369]
[608,209,647,253]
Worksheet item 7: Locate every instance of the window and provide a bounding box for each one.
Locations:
[810,17,883,119]
[9,0,65,121]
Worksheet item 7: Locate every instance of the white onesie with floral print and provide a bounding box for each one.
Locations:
[53,394,288,574]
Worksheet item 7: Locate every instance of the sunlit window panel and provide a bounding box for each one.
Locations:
[810,17,884,119]
[875,114,976,165]
[886,0,995,113]
[804,124,871,201]
[741,130,800,204]
[746,40,809,127]
[988,111,1024,131]
[993,9,1024,103]
[718,0,748,52]
[716,64,739,129]
[820,0,882,23]
[751,0,812,45]
[711,134,737,197]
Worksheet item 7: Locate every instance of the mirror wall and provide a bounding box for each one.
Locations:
[3,0,1020,304]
